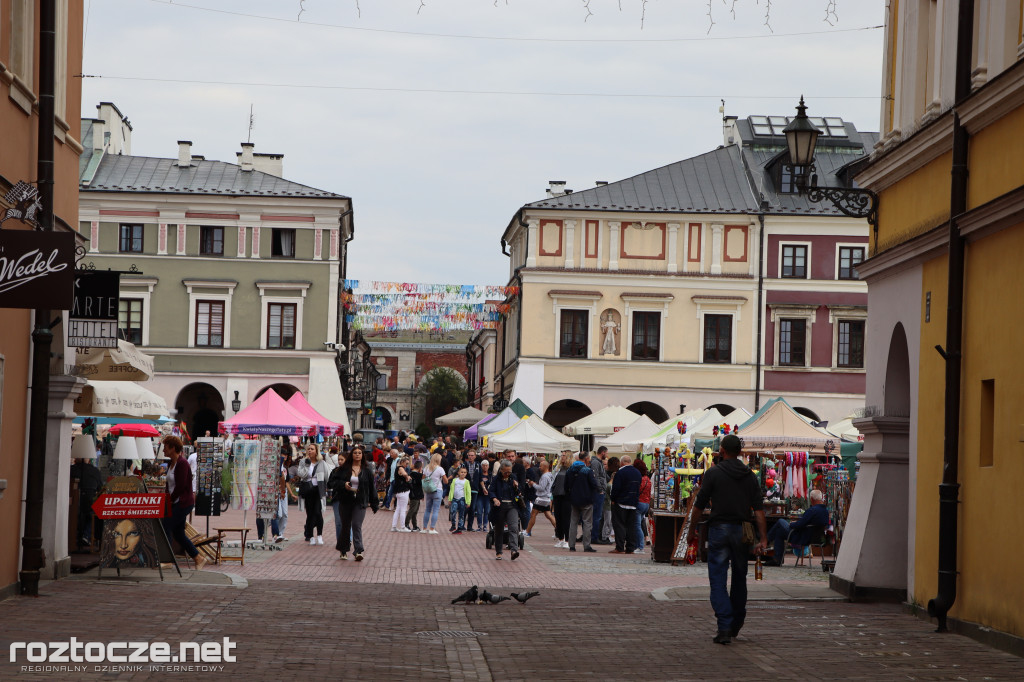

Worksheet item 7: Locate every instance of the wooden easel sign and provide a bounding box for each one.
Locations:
[93,476,179,579]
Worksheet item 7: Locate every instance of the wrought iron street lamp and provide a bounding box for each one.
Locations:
[783,96,879,233]
[231,390,241,413]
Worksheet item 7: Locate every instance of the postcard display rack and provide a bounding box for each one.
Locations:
[651,446,707,562]
[194,437,226,541]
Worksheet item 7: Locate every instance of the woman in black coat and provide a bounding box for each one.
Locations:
[333,445,379,561]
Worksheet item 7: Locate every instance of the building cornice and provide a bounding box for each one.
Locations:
[855,113,954,193]
[957,59,1024,135]
[854,225,948,283]
[957,184,1024,244]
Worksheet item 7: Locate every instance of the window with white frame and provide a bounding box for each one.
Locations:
[837,246,865,280]
[257,282,310,350]
[118,298,144,345]
[703,314,732,363]
[631,311,661,361]
[780,244,808,278]
[828,306,867,370]
[185,280,236,349]
[559,309,588,358]
[778,318,807,366]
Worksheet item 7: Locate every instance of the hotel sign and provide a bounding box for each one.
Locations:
[0,230,75,310]
[70,271,120,348]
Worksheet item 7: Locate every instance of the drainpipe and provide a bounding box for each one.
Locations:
[21,0,56,597]
[928,0,973,634]
[754,201,768,411]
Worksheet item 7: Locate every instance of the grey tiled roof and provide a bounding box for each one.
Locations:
[526,145,759,214]
[79,126,346,199]
[519,121,878,220]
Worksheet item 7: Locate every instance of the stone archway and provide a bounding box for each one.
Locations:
[174,382,225,441]
[627,401,669,424]
[255,383,301,401]
[374,405,393,431]
[543,399,591,430]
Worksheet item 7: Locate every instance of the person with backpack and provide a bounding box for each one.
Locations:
[421,453,447,534]
[564,452,598,553]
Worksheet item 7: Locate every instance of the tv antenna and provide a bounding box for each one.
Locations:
[247,104,254,143]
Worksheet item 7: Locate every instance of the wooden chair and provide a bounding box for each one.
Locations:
[185,522,224,565]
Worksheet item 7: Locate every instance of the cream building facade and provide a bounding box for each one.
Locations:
[484,117,875,428]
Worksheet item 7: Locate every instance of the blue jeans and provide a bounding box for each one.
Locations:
[255,516,279,540]
[592,492,605,541]
[384,481,396,509]
[635,502,650,550]
[449,497,467,530]
[767,518,791,563]
[707,523,748,633]
[423,489,442,529]
[473,494,489,531]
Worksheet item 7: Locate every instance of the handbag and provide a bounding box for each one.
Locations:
[299,479,316,498]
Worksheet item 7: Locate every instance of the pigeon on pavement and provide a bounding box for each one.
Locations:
[478,589,511,604]
[451,586,479,605]
[511,591,540,604]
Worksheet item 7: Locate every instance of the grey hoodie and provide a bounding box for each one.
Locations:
[590,456,608,493]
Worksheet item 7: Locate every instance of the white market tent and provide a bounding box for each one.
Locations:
[593,414,660,454]
[683,409,725,439]
[734,398,837,455]
[562,405,641,437]
[826,416,862,442]
[488,415,580,454]
[435,406,489,427]
[693,407,752,439]
[478,400,535,440]
[627,409,709,454]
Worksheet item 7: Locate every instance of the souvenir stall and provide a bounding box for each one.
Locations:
[729,398,847,564]
[649,423,715,563]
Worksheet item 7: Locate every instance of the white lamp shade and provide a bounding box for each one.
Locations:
[135,437,156,460]
[71,435,98,459]
[112,436,138,460]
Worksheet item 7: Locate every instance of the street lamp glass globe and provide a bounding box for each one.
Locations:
[782,96,820,168]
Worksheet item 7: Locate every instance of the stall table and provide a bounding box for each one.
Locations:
[214,527,251,566]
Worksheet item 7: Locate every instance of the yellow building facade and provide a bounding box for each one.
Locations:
[842,0,1024,642]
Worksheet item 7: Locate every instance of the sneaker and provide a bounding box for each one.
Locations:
[308,538,316,545]
[524,532,532,537]
[495,555,502,560]
[390,527,399,532]
[275,537,285,544]
[339,552,348,560]
[316,536,324,545]
[511,550,519,561]
[454,530,463,535]
[398,528,412,533]
[632,548,644,554]
[449,527,456,533]
[713,631,732,645]
[354,553,364,562]
[428,529,438,535]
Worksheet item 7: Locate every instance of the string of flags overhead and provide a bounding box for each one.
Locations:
[342,280,520,332]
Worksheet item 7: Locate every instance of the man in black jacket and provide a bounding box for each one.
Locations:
[564,452,598,553]
[488,460,521,560]
[609,454,642,554]
[691,434,767,645]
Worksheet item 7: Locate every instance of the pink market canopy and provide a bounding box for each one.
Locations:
[287,392,344,436]
[219,389,320,437]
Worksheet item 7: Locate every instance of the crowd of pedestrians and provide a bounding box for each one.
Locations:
[239,432,655,564]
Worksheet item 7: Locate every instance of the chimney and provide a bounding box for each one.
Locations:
[252,153,283,177]
[546,180,567,198]
[722,115,739,147]
[177,140,192,168]
[95,101,132,154]
[239,142,255,171]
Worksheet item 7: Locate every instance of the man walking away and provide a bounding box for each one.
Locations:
[488,460,521,560]
[590,447,610,545]
[564,452,598,553]
[691,434,766,644]
[609,454,641,554]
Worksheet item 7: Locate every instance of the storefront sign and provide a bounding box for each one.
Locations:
[69,270,120,348]
[0,230,74,310]
[92,493,168,519]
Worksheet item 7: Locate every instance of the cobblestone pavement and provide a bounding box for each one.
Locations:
[214,503,829,591]
[1,579,1021,681]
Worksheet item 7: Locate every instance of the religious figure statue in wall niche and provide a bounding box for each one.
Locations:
[600,309,621,355]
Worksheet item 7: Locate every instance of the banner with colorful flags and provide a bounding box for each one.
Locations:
[341,280,519,331]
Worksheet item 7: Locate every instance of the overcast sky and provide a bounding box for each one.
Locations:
[81,0,886,284]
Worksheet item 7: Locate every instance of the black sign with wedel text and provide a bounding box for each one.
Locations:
[0,230,75,310]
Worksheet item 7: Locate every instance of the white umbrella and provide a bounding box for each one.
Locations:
[435,406,489,426]
[73,340,155,381]
[111,436,138,459]
[74,380,168,419]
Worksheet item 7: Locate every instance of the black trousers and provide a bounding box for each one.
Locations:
[611,503,638,552]
[552,495,571,541]
[303,492,324,539]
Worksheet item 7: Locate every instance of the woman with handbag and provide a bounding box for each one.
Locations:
[421,453,447,535]
[390,456,413,532]
[327,451,349,546]
[335,445,378,560]
[297,444,325,545]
